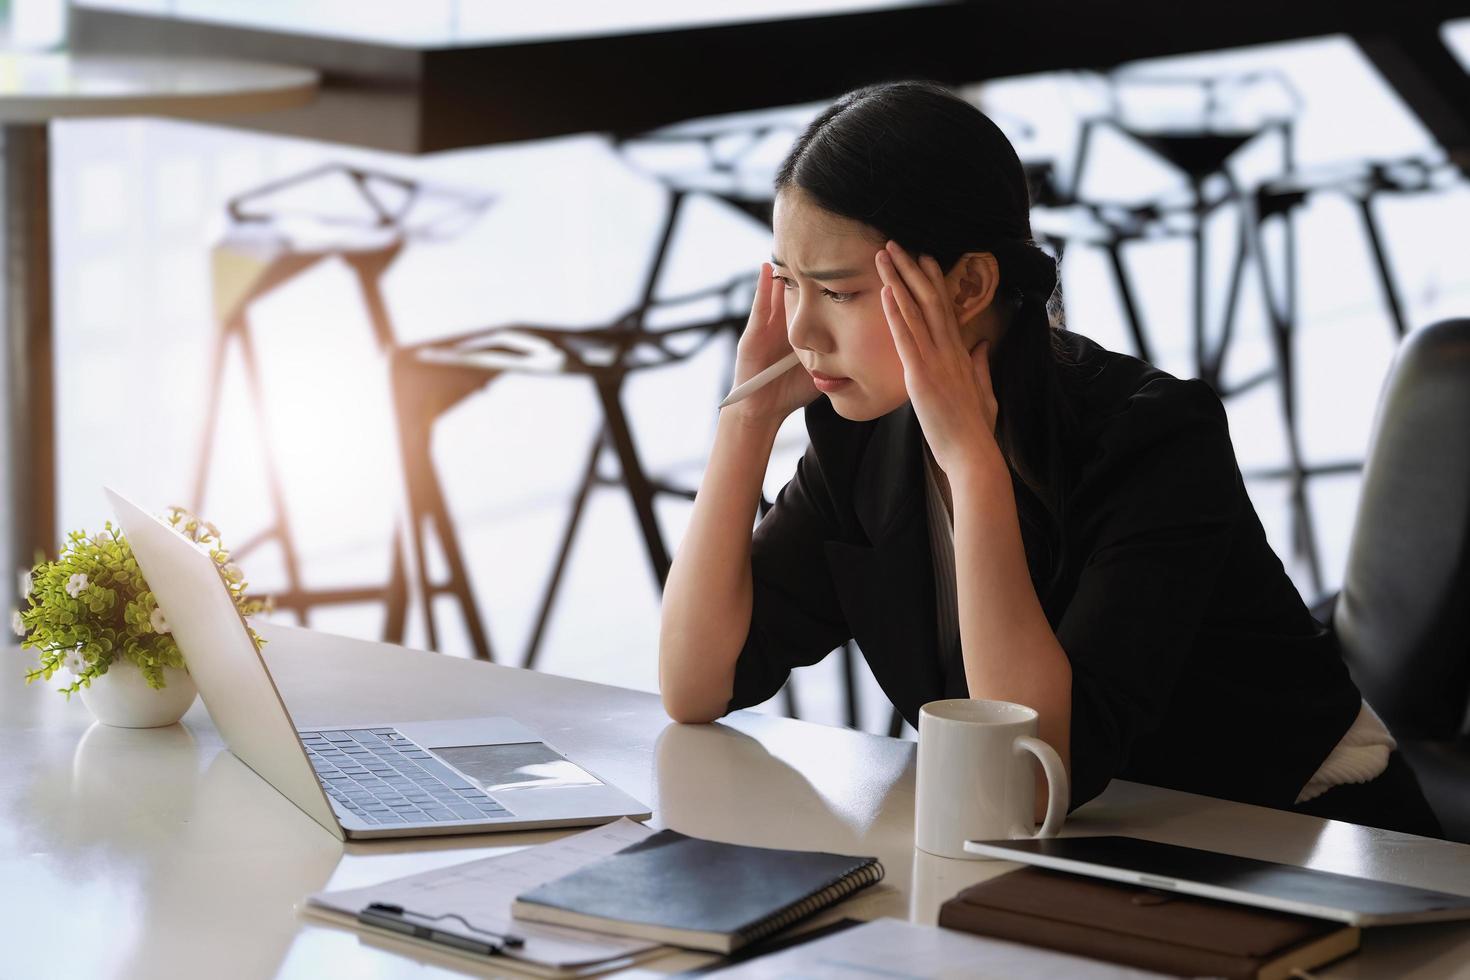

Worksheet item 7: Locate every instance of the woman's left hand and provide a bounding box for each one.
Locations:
[876,239,1004,482]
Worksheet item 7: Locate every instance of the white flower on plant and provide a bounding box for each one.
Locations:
[149,606,170,635]
[10,609,24,637]
[65,572,89,598]
[17,569,32,597]
[62,648,87,677]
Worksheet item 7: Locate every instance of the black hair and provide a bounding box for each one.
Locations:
[774,79,1078,603]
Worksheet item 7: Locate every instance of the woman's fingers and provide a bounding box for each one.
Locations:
[749,260,789,339]
[884,242,950,350]
[876,249,934,356]
[881,284,922,369]
[768,263,786,331]
[918,253,946,291]
[749,262,772,327]
[918,254,965,353]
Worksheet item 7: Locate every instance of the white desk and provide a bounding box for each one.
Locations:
[5,621,1470,979]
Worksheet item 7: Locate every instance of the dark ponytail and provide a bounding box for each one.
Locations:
[775,80,1079,603]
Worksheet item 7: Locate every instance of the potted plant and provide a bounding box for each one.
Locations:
[13,507,269,728]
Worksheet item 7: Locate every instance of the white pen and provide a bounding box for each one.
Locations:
[717,351,803,409]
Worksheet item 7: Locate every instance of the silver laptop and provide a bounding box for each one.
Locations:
[106,486,651,841]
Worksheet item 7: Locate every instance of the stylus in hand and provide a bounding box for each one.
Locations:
[717,351,802,409]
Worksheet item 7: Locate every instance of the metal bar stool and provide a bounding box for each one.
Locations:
[1252,155,1464,342]
[1239,153,1467,590]
[613,111,802,399]
[1057,70,1342,592]
[1064,71,1299,386]
[194,163,491,641]
[388,177,755,666]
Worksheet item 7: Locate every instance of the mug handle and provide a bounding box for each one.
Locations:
[1012,735,1069,839]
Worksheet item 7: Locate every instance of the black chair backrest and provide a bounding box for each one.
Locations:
[1334,318,1470,740]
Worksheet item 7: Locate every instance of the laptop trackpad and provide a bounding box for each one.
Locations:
[434,742,605,794]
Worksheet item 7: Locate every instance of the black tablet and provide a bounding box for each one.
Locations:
[963,835,1470,926]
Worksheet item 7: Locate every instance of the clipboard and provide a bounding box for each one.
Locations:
[356,900,526,956]
[299,818,673,977]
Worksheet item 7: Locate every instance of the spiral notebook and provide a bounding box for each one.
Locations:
[511,829,885,954]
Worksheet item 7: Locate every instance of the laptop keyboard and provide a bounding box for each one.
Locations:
[301,728,513,826]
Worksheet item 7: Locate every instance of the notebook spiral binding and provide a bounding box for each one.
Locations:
[740,860,886,946]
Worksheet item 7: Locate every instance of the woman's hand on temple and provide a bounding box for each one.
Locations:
[876,240,1004,483]
[724,262,819,428]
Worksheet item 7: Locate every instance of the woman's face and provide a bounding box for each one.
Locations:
[770,187,908,421]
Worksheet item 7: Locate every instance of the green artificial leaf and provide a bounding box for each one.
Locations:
[16,509,273,698]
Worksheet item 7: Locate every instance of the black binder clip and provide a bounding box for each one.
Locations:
[357,901,526,955]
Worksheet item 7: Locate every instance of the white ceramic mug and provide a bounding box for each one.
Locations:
[915,699,1069,859]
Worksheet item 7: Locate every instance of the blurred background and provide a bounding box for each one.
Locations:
[5,1,1470,736]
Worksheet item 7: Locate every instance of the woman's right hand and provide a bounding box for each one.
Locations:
[725,262,819,427]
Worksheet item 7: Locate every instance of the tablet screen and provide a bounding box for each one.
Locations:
[965,836,1470,926]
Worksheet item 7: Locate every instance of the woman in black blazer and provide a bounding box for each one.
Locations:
[658,81,1440,837]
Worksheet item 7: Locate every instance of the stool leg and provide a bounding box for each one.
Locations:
[782,679,801,719]
[841,641,861,730]
[1269,199,1325,598]
[346,247,403,352]
[190,313,236,519]
[887,707,905,739]
[237,321,310,626]
[382,519,409,644]
[421,469,496,662]
[522,425,605,670]
[1246,208,1326,598]
[398,445,440,653]
[346,250,419,645]
[1354,196,1410,339]
[1207,229,1250,394]
[1191,178,1209,381]
[1103,240,1155,364]
[594,374,672,589]
[392,362,497,660]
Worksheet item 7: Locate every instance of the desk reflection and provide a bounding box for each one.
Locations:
[6,720,202,886]
[653,719,912,921]
[655,721,872,848]
[115,744,341,979]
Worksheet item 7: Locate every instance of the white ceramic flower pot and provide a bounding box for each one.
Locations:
[78,662,197,728]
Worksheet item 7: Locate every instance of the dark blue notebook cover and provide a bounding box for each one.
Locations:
[512,829,884,952]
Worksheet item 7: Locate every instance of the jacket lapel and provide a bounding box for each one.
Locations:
[820,402,955,726]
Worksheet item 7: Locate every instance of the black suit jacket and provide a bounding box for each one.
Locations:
[727,330,1361,812]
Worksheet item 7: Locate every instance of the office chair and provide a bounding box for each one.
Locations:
[1328,317,1470,843]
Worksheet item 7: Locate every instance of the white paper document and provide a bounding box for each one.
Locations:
[705,917,1176,979]
[301,818,669,976]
